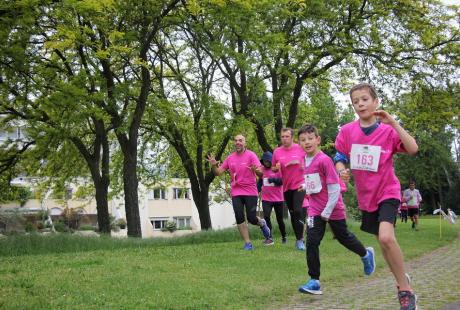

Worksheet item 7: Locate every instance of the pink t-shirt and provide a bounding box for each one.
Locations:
[272,143,306,192]
[261,167,284,202]
[302,195,309,209]
[335,120,406,213]
[304,151,346,220]
[220,150,260,197]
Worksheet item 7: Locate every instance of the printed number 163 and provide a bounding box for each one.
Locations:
[357,154,373,166]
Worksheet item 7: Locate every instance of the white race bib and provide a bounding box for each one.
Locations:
[350,144,381,172]
[263,177,274,187]
[304,173,322,194]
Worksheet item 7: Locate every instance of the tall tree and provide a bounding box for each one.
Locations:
[1,0,183,237]
[186,0,460,150]
[391,82,460,212]
[142,23,237,229]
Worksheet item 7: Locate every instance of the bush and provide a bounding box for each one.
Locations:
[165,221,177,232]
[54,221,70,233]
[24,222,36,232]
[116,218,126,229]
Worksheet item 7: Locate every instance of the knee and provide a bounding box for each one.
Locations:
[235,213,245,225]
[378,233,396,249]
[247,215,258,225]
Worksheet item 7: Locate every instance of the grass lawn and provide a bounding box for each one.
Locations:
[0,217,458,309]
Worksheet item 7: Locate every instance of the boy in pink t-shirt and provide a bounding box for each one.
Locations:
[207,134,271,250]
[335,83,419,310]
[297,124,374,295]
[259,151,286,245]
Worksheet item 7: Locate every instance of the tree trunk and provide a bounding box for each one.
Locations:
[197,185,212,230]
[122,147,142,237]
[94,179,110,233]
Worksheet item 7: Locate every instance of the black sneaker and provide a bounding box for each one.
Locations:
[398,290,418,310]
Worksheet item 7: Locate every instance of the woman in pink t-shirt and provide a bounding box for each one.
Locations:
[207,134,271,250]
[297,124,374,296]
[335,83,419,310]
[259,151,286,245]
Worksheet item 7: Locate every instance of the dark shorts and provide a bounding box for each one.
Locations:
[232,195,258,225]
[361,199,400,235]
[408,208,419,217]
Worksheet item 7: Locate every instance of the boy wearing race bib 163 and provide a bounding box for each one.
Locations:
[297,124,375,296]
[334,83,419,310]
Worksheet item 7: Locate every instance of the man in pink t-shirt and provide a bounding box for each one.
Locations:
[259,151,286,245]
[207,134,271,250]
[297,124,374,296]
[272,128,306,250]
[335,83,419,310]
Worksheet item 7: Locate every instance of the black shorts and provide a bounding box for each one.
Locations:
[361,199,400,235]
[408,208,419,217]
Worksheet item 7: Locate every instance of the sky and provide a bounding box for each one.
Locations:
[443,0,460,4]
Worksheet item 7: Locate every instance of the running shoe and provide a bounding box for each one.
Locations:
[361,247,375,276]
[295,239,305,251]
[298,279,322,295]
[243,242,253,250]
[398,290,418,310]
[263,238,274,246]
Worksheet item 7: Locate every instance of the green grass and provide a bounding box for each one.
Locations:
[0,217,458,309]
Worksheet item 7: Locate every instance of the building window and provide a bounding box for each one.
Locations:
[150,218,168,230]
[148,188,166,200]
[65,188,73,200]
[173,188,190,199]
[174,217,191,229]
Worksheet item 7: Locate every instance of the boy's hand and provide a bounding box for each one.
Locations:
[338,168,351,183]
[373,110,397,126]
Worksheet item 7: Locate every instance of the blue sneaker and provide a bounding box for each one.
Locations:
[361,247,375,275]
[295,239,305,251]
[243,242,253,250]
[259,219,271,239]
[298,279,322,295]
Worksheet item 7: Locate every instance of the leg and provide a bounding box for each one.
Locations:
[413,213,419,228]
[378,222,412,291]
[244,196,259,226]
[376,199,412,291]
[262,201,274,234]
[284,190,306,240]
[273,202,286,239]
[232,196,250,243]
[237,222,250,243]
[245,196,271,239]
[306,216,327,280]
[329,220,367,257]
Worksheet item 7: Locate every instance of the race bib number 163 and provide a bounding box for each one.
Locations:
[350,144,381,172]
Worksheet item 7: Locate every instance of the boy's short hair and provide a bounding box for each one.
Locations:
[409,180,416,185]
[298,123,319,137]
[349,83,378,100]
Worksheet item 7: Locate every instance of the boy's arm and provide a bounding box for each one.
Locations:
[321,183,340,220]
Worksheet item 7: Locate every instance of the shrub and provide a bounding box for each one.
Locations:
[24,222,36,232]
[54,221,70,233]
[116,218,126,229]
[165,220,177,232]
